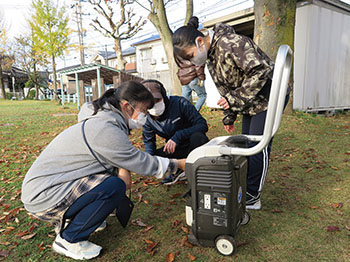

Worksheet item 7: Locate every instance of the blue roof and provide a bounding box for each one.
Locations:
[132,34,160,46]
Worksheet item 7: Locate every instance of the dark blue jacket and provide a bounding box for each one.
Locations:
[142,96,208,155]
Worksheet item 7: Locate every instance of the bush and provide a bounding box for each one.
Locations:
[27,90,36,100]
[5,93,12,100]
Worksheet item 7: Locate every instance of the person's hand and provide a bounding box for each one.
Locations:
[217,97,230,110]
[118,168,132,190]
[176,158,186,171]
[163,139,177,154]
[224,124,235,133]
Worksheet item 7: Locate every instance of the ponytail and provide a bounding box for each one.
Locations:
[92,80,154,115]
[172,16,204,59]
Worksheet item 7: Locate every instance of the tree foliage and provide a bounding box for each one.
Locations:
[89,0,146,70]
[29,0,71,99]
[0,10,15,99]
[15,34,49,99]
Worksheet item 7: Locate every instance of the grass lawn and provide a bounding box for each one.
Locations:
[0,100,349,262]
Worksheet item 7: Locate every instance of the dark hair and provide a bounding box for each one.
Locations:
[92,80,154,115]
[172,16,204,59]
[141,79,169,108]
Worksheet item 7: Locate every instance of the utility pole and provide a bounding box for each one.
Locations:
[105,45,108,66]
[75,0,85,65]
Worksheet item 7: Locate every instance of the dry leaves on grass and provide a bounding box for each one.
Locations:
[327,226,340,232]
[165,252,175,262]
[0,250,9,258]
[188,253,196,261]
[144,239,158,254]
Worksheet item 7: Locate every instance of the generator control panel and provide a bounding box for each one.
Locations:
[198,191,228,218]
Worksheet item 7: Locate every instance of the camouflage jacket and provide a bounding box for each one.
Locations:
[207,23,274,125]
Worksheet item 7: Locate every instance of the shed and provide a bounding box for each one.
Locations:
[293,0,350,112]
[59,63,143,109]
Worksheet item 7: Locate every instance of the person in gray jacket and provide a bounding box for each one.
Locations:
[21,81,185,260]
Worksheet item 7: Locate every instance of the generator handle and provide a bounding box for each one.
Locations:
[219,45,293,156]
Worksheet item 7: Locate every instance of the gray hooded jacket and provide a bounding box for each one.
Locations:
[21,103,169,213]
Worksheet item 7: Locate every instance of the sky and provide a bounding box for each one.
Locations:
[1,0,350,69]
[0,0,255,69]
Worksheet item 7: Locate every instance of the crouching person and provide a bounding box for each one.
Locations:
[21,81,185,260]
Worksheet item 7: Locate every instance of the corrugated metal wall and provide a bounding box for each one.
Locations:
[294,0,350,111]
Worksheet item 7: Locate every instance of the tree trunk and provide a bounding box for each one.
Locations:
[184,0,193,25]
[114,40,125,70]
[148,1,182,95]
[254,0,296,112]
[34,63,39,100]
[52,54,58,100]
[0,65,5,99]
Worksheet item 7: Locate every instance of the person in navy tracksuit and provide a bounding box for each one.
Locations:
[141,80,209,184]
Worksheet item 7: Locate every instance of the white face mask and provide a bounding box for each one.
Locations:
[148,100,165,116]
[190,38,207,66]
[126,104,148,129]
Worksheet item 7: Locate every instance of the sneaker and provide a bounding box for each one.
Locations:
[161,171,186,185]
[52,234,102,260]
[246,192,261,210]
[94,220,107,233]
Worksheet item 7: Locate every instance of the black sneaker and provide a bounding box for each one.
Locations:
[246,192,261,210]
[161,171,186,185]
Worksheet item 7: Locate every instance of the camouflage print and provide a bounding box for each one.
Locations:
[207,23,274,125]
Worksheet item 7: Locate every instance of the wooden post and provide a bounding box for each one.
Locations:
[79,80,85,106]
[75,72,80,110]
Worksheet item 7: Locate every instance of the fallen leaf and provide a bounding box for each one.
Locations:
[21,233,36,240]
[144,225,154,232]
[165,252,175,262]
[169,200,177,205]
[330,166,338,170]
[143,200,149,204]
[173,220,181,227]
[331,203,343,209]
[144,239,155,245]
[309,206,318,209]
[0,242,10,246]
[180,235,194,248]
[345,225,350,231]
[271,209,283,213]
[132,219,147,227]
[0,250,9,257]
[236,241,249,247]
[305,167,313,173]
[181,226,190,234]
[188,253,196,261]
[171,193,181,199]
[137,193,143,203]
[333,188,341,191]
[327,226,340,232]
[146,242,158,253]
[17,231,29,237]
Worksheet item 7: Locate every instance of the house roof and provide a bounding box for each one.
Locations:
[132,34,160,46]
[59,63,121,85]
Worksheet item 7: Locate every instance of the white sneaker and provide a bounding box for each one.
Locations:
[52,234,102,260]
[94,220,107,233]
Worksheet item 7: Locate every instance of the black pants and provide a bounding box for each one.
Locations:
[155,132,209,159]
[242,95,289,196]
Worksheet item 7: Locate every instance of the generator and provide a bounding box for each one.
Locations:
[185,135,250,256]
[184,45,293,256]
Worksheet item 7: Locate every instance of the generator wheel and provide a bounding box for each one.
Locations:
[215,235,236,256]
[241,211,250,225]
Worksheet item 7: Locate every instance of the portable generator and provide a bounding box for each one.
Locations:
[184,45,293,256]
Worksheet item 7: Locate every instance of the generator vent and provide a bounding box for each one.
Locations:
[196,169,232,188]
